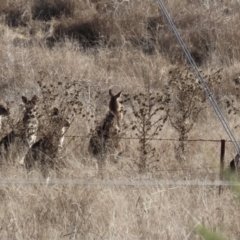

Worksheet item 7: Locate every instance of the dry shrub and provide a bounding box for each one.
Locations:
[46,0,159,49]
[36,71,83,118]
[0,0,31,27]
[48,0,240,60]
[1,0,240,63]
[97,0,157,48]
[32,0,74,21]
[143,1,240,64]
[167,66,222,161]
[223,64,240,98]
[145,1,213,65]
[47,15,102,48]
[130,89,169,173]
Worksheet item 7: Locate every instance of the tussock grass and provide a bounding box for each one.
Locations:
[0,0,240,239]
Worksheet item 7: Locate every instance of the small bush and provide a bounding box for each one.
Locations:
[130,84,169,173]
[0,0,31,27]
[47,16,102,48]
[32,0,74,21]
[166,66,222,161]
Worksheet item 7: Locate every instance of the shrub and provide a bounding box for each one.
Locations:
[166,66,222,161]
[130,84,169,173]
[0,0,31,27]
[32,0,74,21]
[46,16,102,48]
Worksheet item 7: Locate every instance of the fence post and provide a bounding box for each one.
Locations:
[219,139,225,195]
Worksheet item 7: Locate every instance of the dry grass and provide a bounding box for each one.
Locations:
[0,0,240,239]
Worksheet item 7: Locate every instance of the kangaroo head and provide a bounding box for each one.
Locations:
[22,95,38,105]
[109,89,123,117]
[49,107,72,135]
[49,107,59,117]
[48,107,73,152]
[22,95,38,117]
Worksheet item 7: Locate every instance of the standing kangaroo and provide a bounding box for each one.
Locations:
[0,95,38,163]
[24,107,72,176]
[21,95,39,148]
[88,89,124,170]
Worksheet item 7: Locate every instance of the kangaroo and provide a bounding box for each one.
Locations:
[230,154,240,173]
[0,95,38,163]
[0,105,9,131]
[88,89,124,171]
[21,95,39,148]
[24,107,72,176]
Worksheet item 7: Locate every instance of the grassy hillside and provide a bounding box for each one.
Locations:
[0,0,240,239]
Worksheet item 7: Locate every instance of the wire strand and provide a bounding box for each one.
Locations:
[0,178,236,187]
[64,135,238,143]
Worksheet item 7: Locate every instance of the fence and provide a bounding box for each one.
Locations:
[0,178,237,187]
[0,136,236,195]
[65,136,236,195]
[64,135,232,170]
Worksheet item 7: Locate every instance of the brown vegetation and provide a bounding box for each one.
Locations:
[0,0,240,239]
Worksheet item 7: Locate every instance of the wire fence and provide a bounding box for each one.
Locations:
[64,135,240,143]
[0,135,236,187]
[0,178,237,187]
[62,135,233,169]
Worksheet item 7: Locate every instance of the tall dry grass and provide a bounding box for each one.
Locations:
[0,0,240,239]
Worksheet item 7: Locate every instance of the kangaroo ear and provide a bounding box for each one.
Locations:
[51,107,59,116]
[0,105,9,116]
[63,119,71,128]
[109,88,114,97]
[115,90,122,99]
[22,96,28,104]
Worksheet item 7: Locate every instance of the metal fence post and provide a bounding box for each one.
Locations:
[219,139,225,195]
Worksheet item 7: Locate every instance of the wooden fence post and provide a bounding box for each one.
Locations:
[219,139,225,195]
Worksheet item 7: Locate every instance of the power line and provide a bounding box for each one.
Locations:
[156,0,240,162]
